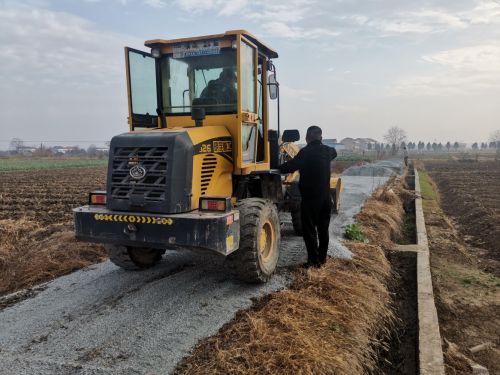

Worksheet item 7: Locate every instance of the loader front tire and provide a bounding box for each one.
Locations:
[230,198,280,283]
[106,245,163,270]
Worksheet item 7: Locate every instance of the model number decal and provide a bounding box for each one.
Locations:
[198,141,232,153]
[200,143,212,153]
[196,137,233,154]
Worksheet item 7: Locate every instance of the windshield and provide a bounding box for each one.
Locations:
[160,49,237,115]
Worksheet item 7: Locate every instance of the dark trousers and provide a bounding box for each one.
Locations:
[301,198,332,265]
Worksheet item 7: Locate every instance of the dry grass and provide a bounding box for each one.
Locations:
[175,177,410,375]
[0,218,106,295]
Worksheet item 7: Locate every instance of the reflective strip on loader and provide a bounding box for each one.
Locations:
[93,214,173,225]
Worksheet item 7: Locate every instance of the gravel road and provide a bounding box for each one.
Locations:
[0,160,402,375]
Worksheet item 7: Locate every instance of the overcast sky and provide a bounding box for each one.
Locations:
[1,0,499,148]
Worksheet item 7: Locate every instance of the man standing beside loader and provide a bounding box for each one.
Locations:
[279,126,337,268]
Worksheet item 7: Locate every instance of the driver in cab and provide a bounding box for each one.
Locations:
[200,67,237,108]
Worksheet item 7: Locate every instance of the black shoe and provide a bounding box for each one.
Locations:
[301,262,316,269]
[319,255,332,265]
[302,261,321,269]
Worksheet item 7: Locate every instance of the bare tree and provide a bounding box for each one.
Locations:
[87,144,97,157]
[9,138,24,153]
[383,127,407,148]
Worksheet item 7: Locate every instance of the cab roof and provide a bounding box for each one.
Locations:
[145,30,278,59]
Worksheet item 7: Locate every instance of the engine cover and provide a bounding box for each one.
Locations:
[106,131,193,214]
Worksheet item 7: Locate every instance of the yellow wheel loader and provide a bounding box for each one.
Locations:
[74,30,302,283]
[280,142,343,235]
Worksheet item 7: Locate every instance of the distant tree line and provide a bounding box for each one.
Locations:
[6,138,108,158]
[368,140,499,154]
[371,126,500,155]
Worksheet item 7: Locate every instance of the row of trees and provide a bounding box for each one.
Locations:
[7,138,108,157]
[368,140,500,153]
[380,126,500,153]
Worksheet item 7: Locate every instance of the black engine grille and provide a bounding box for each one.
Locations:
[110,146,168,202]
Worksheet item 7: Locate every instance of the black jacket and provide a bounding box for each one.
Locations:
[279,140,337,201]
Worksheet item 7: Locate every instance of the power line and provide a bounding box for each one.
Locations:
[0,139,110,144]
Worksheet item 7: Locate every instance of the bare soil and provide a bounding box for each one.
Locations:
[0,167,107,295]
[425,160,500,275]
[420,167,499,374]
[0,167,107,224]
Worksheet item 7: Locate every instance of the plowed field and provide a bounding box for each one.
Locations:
[0,167,106,224]
[425,160,500,274]
[0,167,107,295]
[0,160,361,296]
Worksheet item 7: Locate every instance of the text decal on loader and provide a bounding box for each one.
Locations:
[195,137,232,154]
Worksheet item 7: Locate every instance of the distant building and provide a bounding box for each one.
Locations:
[16,145,37,155]
[53,146,79,154]
[323,139,346,150]
[340,137,378,151]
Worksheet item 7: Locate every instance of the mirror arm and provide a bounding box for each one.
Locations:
[277,85,280,138]
[273,63,280,137]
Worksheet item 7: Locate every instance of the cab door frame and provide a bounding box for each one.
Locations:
[237,35,269,173]
[124,47,162,131]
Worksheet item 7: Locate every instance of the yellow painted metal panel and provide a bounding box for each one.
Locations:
[166,114,237,129]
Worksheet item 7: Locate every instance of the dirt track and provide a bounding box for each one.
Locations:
[0,160,401,375]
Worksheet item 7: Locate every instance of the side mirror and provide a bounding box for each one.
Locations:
[268,73,278,100]
[282,129,300,143]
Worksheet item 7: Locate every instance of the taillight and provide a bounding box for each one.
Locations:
[199,197,231,212]
[89,191,107,205]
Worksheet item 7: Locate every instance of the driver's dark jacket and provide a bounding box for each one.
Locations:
[200,78,236,104]
[278,140,337,201]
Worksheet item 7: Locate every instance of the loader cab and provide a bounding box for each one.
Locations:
[125,30,280,176]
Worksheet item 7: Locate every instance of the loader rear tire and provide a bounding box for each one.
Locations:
[106,245,163,270]
[230,198,280,283]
